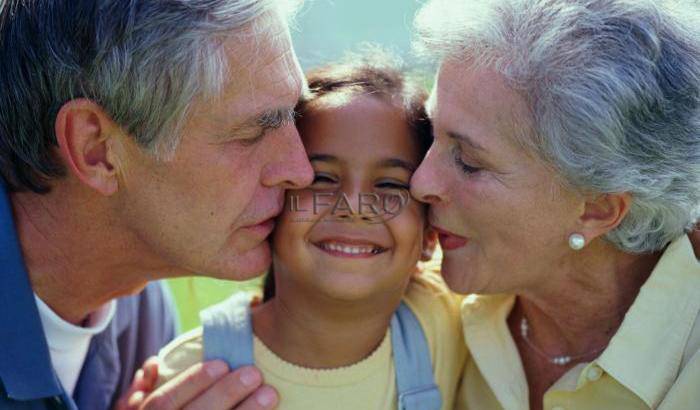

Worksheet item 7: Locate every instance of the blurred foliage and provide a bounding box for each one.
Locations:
[167,276,263,332]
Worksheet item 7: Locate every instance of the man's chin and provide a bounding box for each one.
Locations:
[212,242,273,281]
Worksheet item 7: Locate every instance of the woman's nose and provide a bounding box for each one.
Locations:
[410,146,447,205]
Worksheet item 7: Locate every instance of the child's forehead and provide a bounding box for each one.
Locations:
[299,96,421,168]
[305,89,402,112]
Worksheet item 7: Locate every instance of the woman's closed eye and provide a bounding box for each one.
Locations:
[451,145,482,175]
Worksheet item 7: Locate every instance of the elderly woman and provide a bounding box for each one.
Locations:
[409,0,700,409]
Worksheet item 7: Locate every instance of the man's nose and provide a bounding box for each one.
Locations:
[262,123,314,189]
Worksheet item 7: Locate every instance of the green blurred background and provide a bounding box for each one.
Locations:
[167,0,428,332]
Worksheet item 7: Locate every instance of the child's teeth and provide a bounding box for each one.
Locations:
[319,242,384,255]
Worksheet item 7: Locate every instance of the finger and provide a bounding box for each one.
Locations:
[230,385,279,410]
[127,391,146,408]
[182,367,266,410]
[142,360,230,410]
[141,357,160,390]
[113,368,148,410]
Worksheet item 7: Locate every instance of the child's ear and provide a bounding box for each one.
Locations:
[421,227,438,262]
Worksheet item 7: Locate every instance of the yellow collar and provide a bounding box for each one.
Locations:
[597,236,700,408]
[460,236,700,409]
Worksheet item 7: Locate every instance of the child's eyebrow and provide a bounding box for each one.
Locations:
[377,158,416,172]
[309,154,339,164]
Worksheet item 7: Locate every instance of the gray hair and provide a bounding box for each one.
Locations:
[415,0,700,253]
[0,0,302,193]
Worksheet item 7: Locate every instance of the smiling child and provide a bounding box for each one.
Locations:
[155,50,466,410]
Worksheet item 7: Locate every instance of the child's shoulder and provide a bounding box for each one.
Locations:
[403,269,464,332]
[405,268,463,306]
[156,327,205,387]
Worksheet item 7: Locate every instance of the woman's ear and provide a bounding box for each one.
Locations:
[577,192,632,241]
[421,227,438,262]
[54,98,123,196]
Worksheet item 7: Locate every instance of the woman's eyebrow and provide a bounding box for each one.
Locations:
[447,131,487,152]
[377,158,416,172]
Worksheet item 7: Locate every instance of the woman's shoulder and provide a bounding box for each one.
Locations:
[156,327,205,387]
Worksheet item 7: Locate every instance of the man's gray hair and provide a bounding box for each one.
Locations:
[0,0,302,193]
[415,0,700,253]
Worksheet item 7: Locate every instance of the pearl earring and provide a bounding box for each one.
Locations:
[568,233,586,250]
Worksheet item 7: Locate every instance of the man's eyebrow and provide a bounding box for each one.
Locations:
[254,107,297,129]
[377,158,416,172]
[309,154,339,163]
[447,131,486,152]
[214,107,296,139]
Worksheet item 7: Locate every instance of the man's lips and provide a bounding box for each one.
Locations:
[241,217,276,238]
[431,225,469,251]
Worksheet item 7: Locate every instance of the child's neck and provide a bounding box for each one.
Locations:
[251,281,406,369]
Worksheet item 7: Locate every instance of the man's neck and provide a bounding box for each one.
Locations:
[252,277,408,369]
[11,187,174,325]
[512,240,662,359]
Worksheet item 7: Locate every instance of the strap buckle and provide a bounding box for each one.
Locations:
[398,384,442,410]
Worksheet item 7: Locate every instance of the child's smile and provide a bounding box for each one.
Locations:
[313,238,388,258]
[271,94,428,301]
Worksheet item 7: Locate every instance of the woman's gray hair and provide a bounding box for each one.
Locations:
[415,0,700,253]
[0,0,302,193]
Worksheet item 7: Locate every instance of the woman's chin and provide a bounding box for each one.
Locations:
[440,254,480,295]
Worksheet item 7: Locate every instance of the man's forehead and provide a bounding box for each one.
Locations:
[194,21,303,119]
[224,21,302,97]
[224,10,293,72]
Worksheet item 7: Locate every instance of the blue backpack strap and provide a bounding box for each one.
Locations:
[391,301,442,410]
[200,292,255,370]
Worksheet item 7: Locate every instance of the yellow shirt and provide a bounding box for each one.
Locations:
[157,271,466,410]
[457,236,700,410]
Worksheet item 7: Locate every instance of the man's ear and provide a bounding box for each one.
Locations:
[54,99,122,196]
[577,193,632,241]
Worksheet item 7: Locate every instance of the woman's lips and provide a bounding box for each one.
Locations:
[432,226,469,251]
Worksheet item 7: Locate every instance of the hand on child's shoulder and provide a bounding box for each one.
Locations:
[155,327,205,388]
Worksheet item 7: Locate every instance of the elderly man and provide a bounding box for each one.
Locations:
[0,0,311,409]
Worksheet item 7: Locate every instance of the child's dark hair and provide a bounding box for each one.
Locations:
[263,47,433,301]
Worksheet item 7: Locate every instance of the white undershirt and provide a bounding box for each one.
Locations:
[34,294,116,395]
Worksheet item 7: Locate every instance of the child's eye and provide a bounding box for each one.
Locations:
[311,173,338,185]
[375,180,409,190]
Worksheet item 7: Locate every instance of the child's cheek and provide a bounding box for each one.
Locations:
[387,199,426,256]
[280,188,322,224]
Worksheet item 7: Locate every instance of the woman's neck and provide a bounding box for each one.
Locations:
[251,279,406,369]
[515,242,661,356]
[508,240,662,410]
